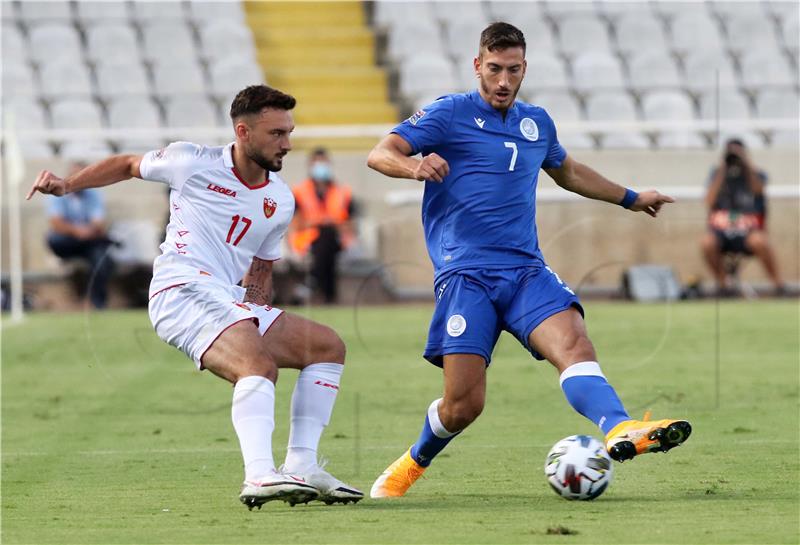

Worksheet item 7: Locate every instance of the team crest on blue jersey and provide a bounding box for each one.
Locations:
[408,109,426,125]
[520,117,539,141]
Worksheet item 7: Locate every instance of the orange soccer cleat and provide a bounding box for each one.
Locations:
[605,411,692,462]
[369,448,426,498]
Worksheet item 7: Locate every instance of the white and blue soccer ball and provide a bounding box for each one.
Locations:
[544,435,614,501]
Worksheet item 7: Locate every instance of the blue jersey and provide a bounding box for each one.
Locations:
[392,89,567,282]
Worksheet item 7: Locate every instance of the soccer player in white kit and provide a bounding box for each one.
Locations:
[27,85,363,509]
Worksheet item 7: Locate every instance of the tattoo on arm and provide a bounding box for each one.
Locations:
[243,258,273,306]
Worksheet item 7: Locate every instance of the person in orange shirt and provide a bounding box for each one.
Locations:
[290,148,356,303]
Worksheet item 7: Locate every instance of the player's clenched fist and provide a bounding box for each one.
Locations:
[26,170,67,200]
[414,153,449,183]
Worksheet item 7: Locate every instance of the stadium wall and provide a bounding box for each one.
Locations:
[3,148,797,296]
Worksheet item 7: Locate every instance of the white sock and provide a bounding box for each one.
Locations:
[232,375,276,481]
[284,362,343,473]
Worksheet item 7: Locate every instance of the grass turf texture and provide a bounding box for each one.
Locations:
[2,301,798,544]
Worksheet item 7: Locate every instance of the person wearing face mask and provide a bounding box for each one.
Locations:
[289,148,355,303]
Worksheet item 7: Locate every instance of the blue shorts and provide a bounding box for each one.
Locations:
[424,265,583,367]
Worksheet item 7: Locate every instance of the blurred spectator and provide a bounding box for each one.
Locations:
[289,148,356,303]
[46,162,115,308]
[700,138,785,296]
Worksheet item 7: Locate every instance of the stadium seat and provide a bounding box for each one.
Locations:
[18,1,72,22]
[18,138,56,159]
[399,56,457,103]
[521,52,569,92]
[669,11,725,57]
[515,18,558,52]
[555,131,595,149]
[446,20,488,60]
[2,23,25,59]
[94,62,151,99]
[767,0,800,20]
[454,55,479,91]
[186,0,246,24]
[599,132,651,149]
[373,1,435,30]
[3,97,48,129]
[198,20,257,63]
[571,51,626,93]
[488,1,543,22]
[85,23,142,66]
[387,20,445,63]
[209,58,265,99]
[2,61,37,97]
[530,91,583,121]
[60,139,114,161]
[141,22,196,62]
[653,0,708,20]
[655,130,706,149]
[165,96,220,128]
[50,98,105,129]
[585,91,639,121]
[130,0,186,22]
[755,89,800,119]
[74,1,130,22]
[724,14,782,56]
[556,15,613,58]
[710,1,768,22]
[544,1,598,21]
[27,23,83,65]
[38,59,94,100]
[781,13,799,53]
[739,51,797,90]
[586,91,648,149]
[108,96,162,128]
[152,60,208,98]
[642,90,696,120]
[1,1,16,20]
[627,50,682,93]
[698,90,752,120]
[642,90,704,148]
[431,1,488,24]
[596,0,652,20]
[614,13,668,59]
[683,50,739,94]
[770,129,799,147]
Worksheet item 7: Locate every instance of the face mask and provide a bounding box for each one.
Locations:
[310,162,332,182]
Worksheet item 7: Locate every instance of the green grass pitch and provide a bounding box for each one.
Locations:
[2,301,798,544]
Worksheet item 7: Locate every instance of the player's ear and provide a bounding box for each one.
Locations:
[473,56,480,78]
[234,120,250,141]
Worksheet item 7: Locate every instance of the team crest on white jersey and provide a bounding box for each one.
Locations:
[263,197,277,218]
[520,117,539,141]
[447,314,466,337]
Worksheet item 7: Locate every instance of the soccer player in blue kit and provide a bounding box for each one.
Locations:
[367,22,692,498]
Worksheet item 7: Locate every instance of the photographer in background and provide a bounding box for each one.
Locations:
[700,138,785,296]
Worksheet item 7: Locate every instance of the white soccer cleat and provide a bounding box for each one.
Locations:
[283,464,364,505]
[239,470,319,510]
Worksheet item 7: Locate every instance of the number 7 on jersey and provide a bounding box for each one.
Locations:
[504,141,518,172]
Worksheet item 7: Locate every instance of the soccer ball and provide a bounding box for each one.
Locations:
[544,435,614,500]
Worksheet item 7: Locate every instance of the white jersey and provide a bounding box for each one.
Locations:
[139,141,295,297]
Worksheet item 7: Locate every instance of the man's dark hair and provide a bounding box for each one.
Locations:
[311,147,329,159]
[480,22,526,55]
[230,85,296,120]
[725,137,745,148]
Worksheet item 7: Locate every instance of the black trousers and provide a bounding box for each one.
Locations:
[47,234,114,308]
[309,226,342,304]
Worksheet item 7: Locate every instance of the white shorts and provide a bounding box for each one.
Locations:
[148,282,284,368]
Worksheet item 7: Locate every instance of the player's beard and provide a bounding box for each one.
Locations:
[480,78,519,111]
[246,146,284,172]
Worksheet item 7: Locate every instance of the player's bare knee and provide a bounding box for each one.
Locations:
[441,396,484,432]
[747,231,767,252]
[315,326,346,364]
[231,354,278,383]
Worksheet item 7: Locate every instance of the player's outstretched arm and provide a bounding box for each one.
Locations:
[544,155,674,218]
[367,134,449,182]
[26,154,143,200]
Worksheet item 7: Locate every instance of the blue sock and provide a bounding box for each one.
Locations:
[409,399,459,467]
[560,361,630,435]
